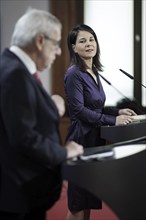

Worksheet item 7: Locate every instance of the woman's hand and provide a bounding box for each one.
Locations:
[118,108,137,116]
[116,115,134,125]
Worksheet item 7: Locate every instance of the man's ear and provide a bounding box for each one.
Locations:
[35,34,45,51]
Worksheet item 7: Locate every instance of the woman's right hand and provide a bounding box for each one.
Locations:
[116,115,134,125]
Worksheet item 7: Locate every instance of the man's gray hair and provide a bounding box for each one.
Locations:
[11,8,62,47]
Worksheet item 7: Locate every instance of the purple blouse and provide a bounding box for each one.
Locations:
[64,65,119,142]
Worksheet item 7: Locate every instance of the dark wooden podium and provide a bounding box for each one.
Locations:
[62,140,146,220]
[100,120,146,143]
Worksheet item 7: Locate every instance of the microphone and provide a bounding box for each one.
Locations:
[99,73,144,114]
[119,69,146,89]
[99,73,130,99]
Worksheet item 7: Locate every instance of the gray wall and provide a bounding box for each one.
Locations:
[0,0,52,93]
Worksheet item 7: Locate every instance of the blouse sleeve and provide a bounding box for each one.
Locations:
[64,69,117,126]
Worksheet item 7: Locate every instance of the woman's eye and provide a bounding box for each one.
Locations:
[79,40,86,43]
[79,38,95,43]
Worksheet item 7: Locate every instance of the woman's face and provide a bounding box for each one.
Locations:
[73,30,97,61]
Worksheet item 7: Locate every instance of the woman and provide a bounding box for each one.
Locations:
[64,24,136,220]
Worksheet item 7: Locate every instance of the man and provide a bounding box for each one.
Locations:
[0,8,83,220]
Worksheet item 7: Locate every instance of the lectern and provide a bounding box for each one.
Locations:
[62,140,146,220]
[100,120,146,143]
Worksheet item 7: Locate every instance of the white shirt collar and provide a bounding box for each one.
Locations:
[10,45,37,74]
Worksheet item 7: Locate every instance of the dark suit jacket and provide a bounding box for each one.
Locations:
[0,49,67,213]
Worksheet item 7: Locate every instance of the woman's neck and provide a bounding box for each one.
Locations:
[84,59,93,70]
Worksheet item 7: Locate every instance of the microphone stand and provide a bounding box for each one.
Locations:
[119,69,146,89]
[99,73,144,114]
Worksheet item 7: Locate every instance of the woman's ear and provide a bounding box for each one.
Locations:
[72,44,75,51]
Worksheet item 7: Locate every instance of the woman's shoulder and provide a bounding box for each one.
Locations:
[66,64,78,73]
[65,65,84,78]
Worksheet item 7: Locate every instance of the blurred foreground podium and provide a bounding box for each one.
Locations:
[62,137,146,220]
[100,120,146,143]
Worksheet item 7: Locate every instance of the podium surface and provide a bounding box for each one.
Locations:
[100,120,146,143]
[62,143,146,220]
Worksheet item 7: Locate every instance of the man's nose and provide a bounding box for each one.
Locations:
[56,47,62,55]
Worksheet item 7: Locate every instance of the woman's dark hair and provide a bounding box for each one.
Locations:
[67,24,103,72]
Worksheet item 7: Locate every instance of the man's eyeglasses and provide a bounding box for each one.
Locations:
[44,35,61,48]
